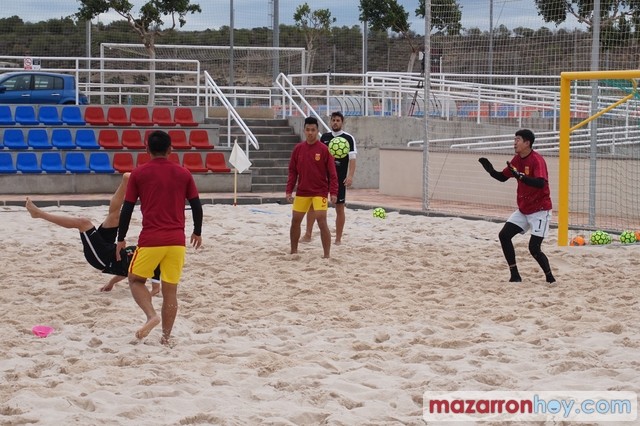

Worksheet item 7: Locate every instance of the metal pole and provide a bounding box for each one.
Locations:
[422,0,431,211]
[229,0,235,93]
[488,0,493,118]
[362,20,368,83]
[272,0,279,82]
[588,0,601,227]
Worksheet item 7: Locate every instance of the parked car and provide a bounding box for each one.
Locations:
[0,71,88,105]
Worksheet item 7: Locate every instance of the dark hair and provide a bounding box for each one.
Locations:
[515,129,535,146]
[147,130,171,155]
[330,111,344,121]
[304,116,318,127]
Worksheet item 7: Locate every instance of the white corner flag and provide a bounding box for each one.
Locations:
[229,140,252,173]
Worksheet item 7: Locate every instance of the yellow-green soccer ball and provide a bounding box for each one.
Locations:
[590,230,611,245]
[373,207,386,219]
[619,230,636,244]
[328,137,350,159]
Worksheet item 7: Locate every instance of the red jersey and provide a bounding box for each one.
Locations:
[501,150,552,214]
[125,158,200,247]
[286,140,338,197]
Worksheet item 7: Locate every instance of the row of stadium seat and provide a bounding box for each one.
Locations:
[0,151,230,174]
[0,128,213,150]
[0,105,199,127]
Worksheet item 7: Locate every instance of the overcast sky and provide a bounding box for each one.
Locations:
[3,0,582,33]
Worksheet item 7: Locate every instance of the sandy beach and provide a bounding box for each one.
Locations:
[1,201,639,425]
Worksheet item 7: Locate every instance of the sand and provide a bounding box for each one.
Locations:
[1,202,639,425]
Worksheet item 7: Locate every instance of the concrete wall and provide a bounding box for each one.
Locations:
[288,115,528,189]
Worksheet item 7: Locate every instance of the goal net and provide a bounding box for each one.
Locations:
[558,70,640,246]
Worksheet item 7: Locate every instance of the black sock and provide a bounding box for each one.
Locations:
[509,265,522,282]
[545,271,556,283]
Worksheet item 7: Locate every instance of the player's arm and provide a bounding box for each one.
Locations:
[478,157,508,182]
[188,196,203,249]
[345,158,356,187]
[506,161,545,188]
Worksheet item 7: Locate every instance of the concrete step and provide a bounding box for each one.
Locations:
[205,117,290,127]
[251,175,289,184]
[251,166,288,176]
[250,158,290,168]
[251,182,287,192]
[220,135,299,145]
[250,149,293,159]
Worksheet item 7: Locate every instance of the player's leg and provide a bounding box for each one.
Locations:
[128,247,161,339]
[290,197,312,254]
[312,196,331,258]
[102,172,130,228]
[157,246,185,345]
[498,221,524,282]
[334,182,347,244]
[526,210,555,283]
[301,205,316,242]
[334,203,346,245]
[26,197,93,232]
[529,236,555,283]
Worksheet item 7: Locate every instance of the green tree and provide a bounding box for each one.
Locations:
[360,0,462,71]
[293,3,336,74]
[75,0,201,104]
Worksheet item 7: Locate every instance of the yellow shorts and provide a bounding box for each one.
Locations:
[292,196,328,213]
[129,246,186,284]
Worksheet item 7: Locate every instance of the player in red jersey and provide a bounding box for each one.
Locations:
[479,129,556,284]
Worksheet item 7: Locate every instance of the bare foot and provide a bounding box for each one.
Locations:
[135,315,160,339]
[150,282,160,297]
[299,234,312,243]
[160,334,174,346]
[334,239,341,245]
[25,197,42,219]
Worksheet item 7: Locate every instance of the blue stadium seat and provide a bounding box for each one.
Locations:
[51,129,75,149]
[27,129,53,149]
[14,106,39,125]
[75,129,100,149]
[0,106,14,125]
[38,106,63,125]
[89,152,115,173]
[16,152,42,173]
[65,152,91,173]
[41,152,66,173]
[3,129,28,150]
[0,152,17,173]
[61,106,86,125]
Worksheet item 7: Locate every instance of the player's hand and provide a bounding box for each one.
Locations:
[344,176,353,187]
[478,157,494,173]
[115,240,126,261]
[330,195,338,205]
[190,233,202,250]
[286,193,294,203]
[507,161,524,180]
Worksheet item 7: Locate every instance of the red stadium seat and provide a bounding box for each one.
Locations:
[122,130,145,149]
[136,152,151,167]
[168,153,180,164]
[174,107,198,126]
[188,129,213,149]
[205,152,230,173]
[84,106,109,126]
[168,130,191,149]
[98,129,122,149]
[113,152,135,173]
[152,107,176,126]
[130,107,153,126]
[182,152,208,172]
[107,107,131,126]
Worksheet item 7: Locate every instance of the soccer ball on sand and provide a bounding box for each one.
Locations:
[328,137,350,159]
[590,230,611,245]
[619,230,636,244]
[569,235,586,246]
[373,207,386,219]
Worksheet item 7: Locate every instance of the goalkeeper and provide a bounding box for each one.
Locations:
[478,129,556,284]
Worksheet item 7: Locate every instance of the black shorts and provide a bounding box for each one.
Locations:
[80,226,117,271]
[336,171,347,204]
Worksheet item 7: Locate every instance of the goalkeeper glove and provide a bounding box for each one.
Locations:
[478,157,495,173]
[507,161,525,180]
